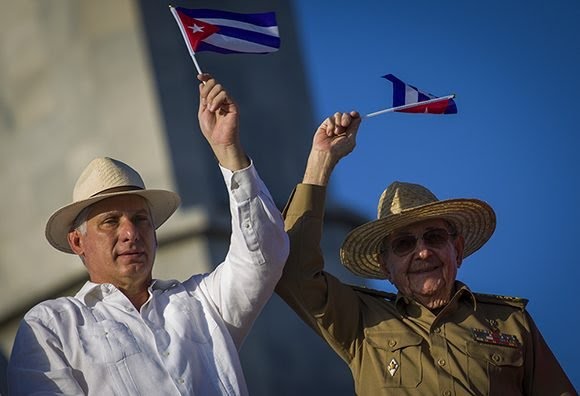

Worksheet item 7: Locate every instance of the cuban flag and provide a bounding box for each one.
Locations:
[170,7,280,55]
[381,74,457,114]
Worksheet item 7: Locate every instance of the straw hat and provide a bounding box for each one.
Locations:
[339,181,496,279]
[45,157,181,254]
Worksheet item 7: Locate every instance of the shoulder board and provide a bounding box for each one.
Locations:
[349,284,397,301]
[473,292,528,309]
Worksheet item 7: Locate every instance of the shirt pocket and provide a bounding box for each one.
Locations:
[77,319,142,364]
[466,340,524,394]
[364,329,424,388]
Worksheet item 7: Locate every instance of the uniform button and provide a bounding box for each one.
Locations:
[434,327,441,334]
[443,391,451,396]
[492,353,501,363]
[388,340,397,347]
[437,359,446,367]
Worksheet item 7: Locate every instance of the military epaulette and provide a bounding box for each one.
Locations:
[473,292,529,310]
[349,284,397,301]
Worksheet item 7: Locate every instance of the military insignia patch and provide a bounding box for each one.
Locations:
[472,328,521,348]
[387,358,399,377]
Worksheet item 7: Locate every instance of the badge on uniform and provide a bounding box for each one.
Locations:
[387,358,399,377]
[471,327,520,348]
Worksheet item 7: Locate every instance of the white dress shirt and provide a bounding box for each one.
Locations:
[8,163,289,395]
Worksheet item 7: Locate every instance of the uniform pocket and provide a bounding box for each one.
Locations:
[77,320,141,364]
[364,329,424,388]
[466,340,524,394]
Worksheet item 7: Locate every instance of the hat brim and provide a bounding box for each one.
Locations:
[45,189,181,254]
[339,198,496,279]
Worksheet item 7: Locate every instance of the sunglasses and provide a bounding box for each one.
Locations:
[387,228,456,257]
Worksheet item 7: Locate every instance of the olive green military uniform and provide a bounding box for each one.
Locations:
[276,184,576,396]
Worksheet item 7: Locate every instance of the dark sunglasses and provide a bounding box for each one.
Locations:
[388,228,456,257]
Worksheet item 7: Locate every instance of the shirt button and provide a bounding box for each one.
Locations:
[177,378,185,384]
[437,359,446,367]
[163,351,170,357]
[388,340,397,347]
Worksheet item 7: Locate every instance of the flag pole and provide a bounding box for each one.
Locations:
[169,5,204,75]
[365,94,455,118]
[190,52,203,75]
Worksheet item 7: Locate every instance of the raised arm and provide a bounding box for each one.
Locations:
[194,74,289,348]
[276,111,364,362]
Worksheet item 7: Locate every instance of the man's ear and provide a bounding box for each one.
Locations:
[454,234,465,268]
[67,230,84,256]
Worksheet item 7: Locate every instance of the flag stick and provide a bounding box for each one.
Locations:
[169,5,204,75]
[190,52,203,75]
[365,94,455,118]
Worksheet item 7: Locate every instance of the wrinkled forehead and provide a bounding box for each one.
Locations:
[390,218,453,237]
[87,194,151,218]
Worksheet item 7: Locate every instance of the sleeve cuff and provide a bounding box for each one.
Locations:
[219,159,262,202]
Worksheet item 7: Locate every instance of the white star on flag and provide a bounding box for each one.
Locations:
[188,24,204,33]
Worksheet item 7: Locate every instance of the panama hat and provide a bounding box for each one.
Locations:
[339,181,496,279]
[45,157,181,254]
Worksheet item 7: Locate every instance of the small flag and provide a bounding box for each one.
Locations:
[170,7,280,55]
[382,74,457,114]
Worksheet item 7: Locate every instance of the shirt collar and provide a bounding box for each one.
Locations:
[75,281,116,306]
[75,279,180,306]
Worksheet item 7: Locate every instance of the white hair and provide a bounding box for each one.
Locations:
[72,206,92,235]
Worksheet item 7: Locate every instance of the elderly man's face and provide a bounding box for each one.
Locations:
[68,195,157,289]
[379,218,464,309]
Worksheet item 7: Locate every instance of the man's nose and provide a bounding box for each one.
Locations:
[119,218,139,241]
[415,238,432,258]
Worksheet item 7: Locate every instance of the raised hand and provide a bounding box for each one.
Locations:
[303,111,361,186]
[197,73,249,171]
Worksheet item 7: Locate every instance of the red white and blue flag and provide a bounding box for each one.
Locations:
[170,7,280,55]
[366,74,457,117]
[382,74,457,114]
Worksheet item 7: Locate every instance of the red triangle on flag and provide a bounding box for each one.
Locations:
[175,12,220,51]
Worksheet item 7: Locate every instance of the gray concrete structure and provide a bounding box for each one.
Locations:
[0,1,366,394]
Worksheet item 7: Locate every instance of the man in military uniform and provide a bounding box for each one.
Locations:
[276,111,576,395]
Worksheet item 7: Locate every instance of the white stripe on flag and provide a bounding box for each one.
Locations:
[204,34,277,53]
[405,86,419,104]
[194,18,279,37]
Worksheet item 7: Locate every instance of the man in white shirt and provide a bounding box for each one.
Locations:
[8,74,289,395]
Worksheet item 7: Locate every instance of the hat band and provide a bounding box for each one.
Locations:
[89,185,144,198]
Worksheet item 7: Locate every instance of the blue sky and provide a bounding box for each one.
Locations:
[293,0,580,388]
